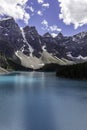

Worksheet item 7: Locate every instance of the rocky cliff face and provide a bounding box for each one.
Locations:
[23,26,42,57]
[0,17,87,70]
[0,17,24,50]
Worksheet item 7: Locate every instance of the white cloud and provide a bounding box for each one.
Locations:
[41,19,62,32]
[0,0,30,24]
[42,3,50,8]
[37,10,43,16]
[51,33,58,37]
[37,0,44,4]
[37,1,50,16]
[41,20,48,27]
[37,3,50,16]
[58,0,87,29]
[26,6,34,12]
[49,25,62,32]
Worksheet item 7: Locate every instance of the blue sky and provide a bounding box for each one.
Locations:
[0,0,87,36]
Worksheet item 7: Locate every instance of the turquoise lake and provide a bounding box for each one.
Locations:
[0,72,87,130]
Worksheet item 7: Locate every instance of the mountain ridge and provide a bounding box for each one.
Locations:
[0,17,87,71]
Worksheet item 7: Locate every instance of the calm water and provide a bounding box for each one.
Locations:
[0,72,87,130]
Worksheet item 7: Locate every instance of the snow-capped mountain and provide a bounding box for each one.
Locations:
[0,17,87,70]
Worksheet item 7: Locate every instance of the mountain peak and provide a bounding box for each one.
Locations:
[24,26,36,30]
[0,17,17,28]
[56,32,63,39]
[23,26,39,35]
[43,32,52,38]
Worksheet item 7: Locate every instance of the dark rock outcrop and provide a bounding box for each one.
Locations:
[0,17,24,50]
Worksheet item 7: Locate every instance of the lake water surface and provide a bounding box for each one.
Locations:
[0,72,87,130]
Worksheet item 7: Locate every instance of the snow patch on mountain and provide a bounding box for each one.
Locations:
[4,33,8,36]
[21,28,34,56]
[76,55,87,60]
[42,45,46,51]
[20,44,25,53]
[67,52,72,58]
[67,52,87,62]
[0,17,12,21]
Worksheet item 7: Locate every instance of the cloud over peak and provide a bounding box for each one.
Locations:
[58,0,87,29]
[0,0,30,24]
[41,19,62,32]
